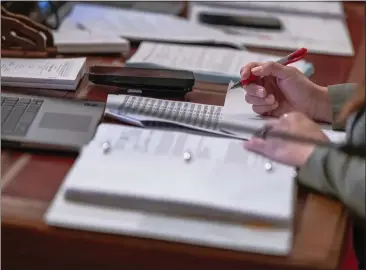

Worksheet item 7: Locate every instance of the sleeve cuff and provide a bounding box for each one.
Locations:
[296,147,333,194]
[327,83,356,130]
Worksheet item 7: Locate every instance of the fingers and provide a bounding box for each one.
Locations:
[245,93,276,106]
[243,84,278,115]
[252,103,279,115]
[243,83,267,98]
[240,62,262,80]
[251,61,299,80]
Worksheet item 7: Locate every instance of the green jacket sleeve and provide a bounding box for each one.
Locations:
[297,83,365,218]
[327,83,356,130]
[297,148,365,218]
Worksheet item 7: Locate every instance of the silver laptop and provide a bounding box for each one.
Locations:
[1,93,105,152]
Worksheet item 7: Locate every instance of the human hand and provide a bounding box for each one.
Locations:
[240,61,332,123]
[243,112,330,167]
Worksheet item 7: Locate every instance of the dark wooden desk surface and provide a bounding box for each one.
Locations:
[2,3,365,270]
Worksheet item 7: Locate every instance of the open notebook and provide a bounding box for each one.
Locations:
[125,42,314,84]
[1,58,86,91]
[45,123,297,255]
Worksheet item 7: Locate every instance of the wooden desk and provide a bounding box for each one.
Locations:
[2,3,365,270]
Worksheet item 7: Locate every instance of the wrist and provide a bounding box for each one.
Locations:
[295,144,316,167]
[312,85,332,123]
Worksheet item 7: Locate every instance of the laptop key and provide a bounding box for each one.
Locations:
[3,100,17,106]
[4,97,18,102]
[2,106,27,134]
[12,123,31,136]
[27,106,41,112]
[18,98,31,104]
[1,105,14,125]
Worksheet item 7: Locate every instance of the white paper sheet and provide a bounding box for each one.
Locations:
[59,3,243,47]
[188,3,354,56]
[127,42,313,79]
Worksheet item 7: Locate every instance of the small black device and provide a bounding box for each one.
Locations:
[198,13,282,30]
[88,66,195,99]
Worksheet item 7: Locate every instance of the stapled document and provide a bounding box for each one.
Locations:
[45,123,297,255]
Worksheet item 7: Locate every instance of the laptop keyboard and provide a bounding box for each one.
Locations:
[1,96,44,137]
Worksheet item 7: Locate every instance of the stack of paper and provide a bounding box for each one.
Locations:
[53,29,131,54]
[1,58,86,91]
[126,42,314,84]
[45,123,297,256]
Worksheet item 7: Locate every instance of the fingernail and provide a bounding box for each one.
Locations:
[252,66,263,73]
[257,88,265,97]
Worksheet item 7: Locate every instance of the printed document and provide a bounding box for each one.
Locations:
[45,123,296,255]
[126,42,314,84]
[1,58,86,90]
[59,3,243,47]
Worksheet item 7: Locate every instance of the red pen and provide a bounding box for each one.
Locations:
[230,48,308,90]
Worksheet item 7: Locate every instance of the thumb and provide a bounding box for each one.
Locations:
[251,61,298,80]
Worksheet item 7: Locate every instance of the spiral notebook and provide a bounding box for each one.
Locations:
[105,94,226,137]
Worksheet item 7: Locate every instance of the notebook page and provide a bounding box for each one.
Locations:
[106,94,223,131]
[127,42,311,78]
